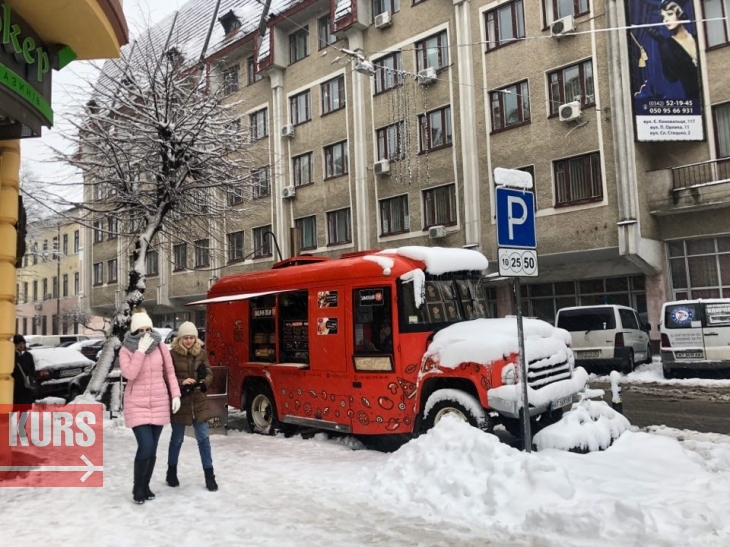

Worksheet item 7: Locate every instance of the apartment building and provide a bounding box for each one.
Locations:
[16,212,104,336]
[84,0,730,340]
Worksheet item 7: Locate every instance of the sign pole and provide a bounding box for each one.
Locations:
[513,277,531,453]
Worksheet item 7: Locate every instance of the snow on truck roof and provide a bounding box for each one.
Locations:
[195,247,488,304]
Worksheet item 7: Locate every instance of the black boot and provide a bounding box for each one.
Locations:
[133,459,148,504]
[204,467,218,492]
[166,465,179,487]
[144,456,156,500]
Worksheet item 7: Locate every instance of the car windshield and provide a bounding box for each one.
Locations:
[557,308,616,331]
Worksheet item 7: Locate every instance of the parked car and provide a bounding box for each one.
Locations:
[660,299,730,379]
[25,335,91,348]
[67,357,123,404]
[555,305,651,373]
[67,338,105,362]
[30,347,94,398]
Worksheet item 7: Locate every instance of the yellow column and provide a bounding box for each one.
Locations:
[0,139,19,405]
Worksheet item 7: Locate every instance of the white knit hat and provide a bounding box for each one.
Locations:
[130,311,153,334]
[176,321,198,338]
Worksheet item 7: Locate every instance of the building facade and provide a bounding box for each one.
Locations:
[84,0,730,346]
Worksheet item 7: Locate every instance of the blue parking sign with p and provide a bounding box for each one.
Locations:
[496,186,536,249]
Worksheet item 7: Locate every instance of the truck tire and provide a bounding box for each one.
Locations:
[246,384,280,435]
[421,390,490,434]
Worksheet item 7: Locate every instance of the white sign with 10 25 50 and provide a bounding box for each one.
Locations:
[498,248,538,277]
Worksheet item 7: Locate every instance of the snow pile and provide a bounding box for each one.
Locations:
[380,246,488,275]
[533,399,631,452]
[362,254,394,275]
[494,167,534,189]
[29,347,93,370]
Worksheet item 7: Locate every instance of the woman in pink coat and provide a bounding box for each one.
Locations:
[119,310,181,505]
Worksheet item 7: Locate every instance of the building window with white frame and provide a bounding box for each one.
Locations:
[485,0,525,51]
[249,108,268,140]
[415,31,449,72]
[490,80,530,132]
[173,243,187,271]
[93,263,103,286]
[295,216,317,251]
[290,90,311,125]
[324,141,348,179]
[293,152,313,187]
[423,184,457,228]
[380,195,410,236]
[289,28,309,64]
[374,52,403,94]
[108,259,118,283]
[247,56,263,84]
[419,106,452,152]
[227,231,245,263]
[93,220,103,243]
[318,15,338,49]
[74,272,79,295]
[253,225,272,258]
[373,0,400,18]
[253,166,271,198]
[543,0,590,26]
[321,76,345,115]
[222,64,239,95]
[377,122,405,160]
[195,239,210,268]
[327,208,352,245]
[146,249,159,277]
[714,102,730,158]
[107,217,118,240]
[668,236,730,299]
[553,151,603,207]
[548,59,594,116]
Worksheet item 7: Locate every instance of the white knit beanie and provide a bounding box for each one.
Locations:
[176,321,198,338]
[130,311,153,334]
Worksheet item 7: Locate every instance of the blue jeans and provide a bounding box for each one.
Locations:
[132,425,163,461]
[168,421,213,469]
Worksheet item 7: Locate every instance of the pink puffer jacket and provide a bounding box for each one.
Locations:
[119,343,181,429]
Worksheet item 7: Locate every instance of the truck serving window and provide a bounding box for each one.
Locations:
[279,290,310,363]
[250,294,277,362]
[399,276,488,331]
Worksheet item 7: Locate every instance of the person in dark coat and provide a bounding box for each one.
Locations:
[165,322,218,492]
[13,335,36,405]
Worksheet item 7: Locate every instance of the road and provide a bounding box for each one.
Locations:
[593,381,730,434]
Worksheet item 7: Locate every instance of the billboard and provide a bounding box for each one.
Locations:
[625,0,704,141]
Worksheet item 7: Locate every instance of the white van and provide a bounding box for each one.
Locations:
[555,305,652,374]
[660,299,730,378]
[24,334,91,348]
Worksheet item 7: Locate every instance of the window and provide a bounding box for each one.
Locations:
[43,278,48,299]
[715,102,730,158]
[318,15,338,49]
[321,76,345,114]
[23,282,28,303]
[195,239,210,267]
[554,151,603,206]
[173,243,187,271]
[415,31,449,72]
[544,0,590,25]
[423,184,457,227]
[93,263,103,285]
[373,0,400,18]
[293,152,313,187]
[73,230,79,253]
[295,216,317,251]
[289,28,309,64]
[419,106,452,152]
[52,236,59,257]
[548,59,595,116]
[32,280,37,301]
[52,276,58,299]
[377,122,405,160]
[380,195,410,235]
[93,220,103,243]
[62,274,68,297]
[327,208,352,245]
[107,217,118,239]
[247,56,263,85]
[227,231,245,263]
[228,185,245,206]
[352,286,394,369]
[290,90,311,125]
[146,249,159,277]
[324,141,348,178]
[253,225,272,258]
[62,234,68,256]
[704,0,730,48]
[253,166,271,198]
[668,236,730,299]
[32,243,37,265]
[42,240,48,261]
[490,80,530,131]
[485,0,525,50]
[74,272,79,295]
[222,64,239,95]
[618,309,638,330]
[374,52,403,94]
[108,259,118,283]
[250,108,268,140]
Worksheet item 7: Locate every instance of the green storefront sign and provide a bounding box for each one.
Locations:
[0,2,59,139]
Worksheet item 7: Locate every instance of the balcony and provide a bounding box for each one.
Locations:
[648,157,730,216]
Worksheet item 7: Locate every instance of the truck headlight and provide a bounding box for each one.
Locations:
[501,364,516,385]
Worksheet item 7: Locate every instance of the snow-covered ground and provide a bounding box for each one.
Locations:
[591,357,730,387]
[2,407,730,546]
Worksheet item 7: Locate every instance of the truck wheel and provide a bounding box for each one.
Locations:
[421,390,489,434]
[621,350,635,375]
[246,385,280,435]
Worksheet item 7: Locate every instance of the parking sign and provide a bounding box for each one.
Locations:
[496,186,536,249]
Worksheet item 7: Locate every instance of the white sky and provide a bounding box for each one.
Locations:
[20,0,187,184]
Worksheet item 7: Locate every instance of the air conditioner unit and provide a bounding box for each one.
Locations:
[551,15,576,37]
[34,303,42,310]
[374,11,392,29]
[428,225,447,239]
[558,101,582,122]
[281,124,295,138]
[282,185,296,199]
[374,159,390,176]
[417,67,437,86]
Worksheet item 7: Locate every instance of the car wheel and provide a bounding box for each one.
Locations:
[663,366,675,380]
[621,350,635,375]
[421,390,490,434]
[245,384,280,435]
[644,344,653,365]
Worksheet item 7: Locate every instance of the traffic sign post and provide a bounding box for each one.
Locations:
[494,170,539,453]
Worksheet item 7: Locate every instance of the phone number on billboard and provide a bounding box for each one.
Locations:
[648,100,694,107]
[648,107,694,114]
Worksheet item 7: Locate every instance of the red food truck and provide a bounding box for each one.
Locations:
[193,246,586,445]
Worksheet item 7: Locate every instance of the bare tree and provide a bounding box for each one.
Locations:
[54,27,254,399]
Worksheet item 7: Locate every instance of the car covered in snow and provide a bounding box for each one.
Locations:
[66,338,105,362]
[30,347,94,398]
